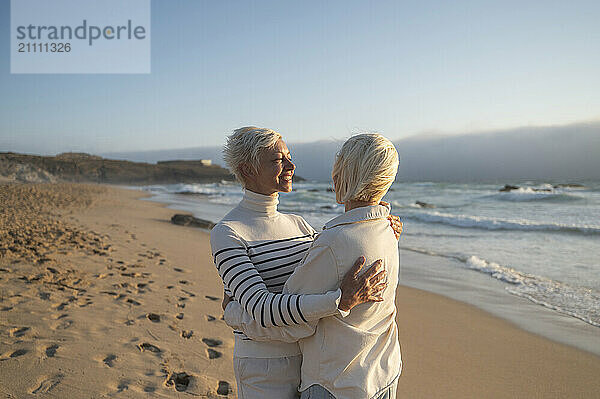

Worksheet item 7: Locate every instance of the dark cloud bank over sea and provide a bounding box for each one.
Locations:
[103,121,600,183]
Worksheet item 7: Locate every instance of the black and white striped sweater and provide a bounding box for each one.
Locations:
[210,190,342,358]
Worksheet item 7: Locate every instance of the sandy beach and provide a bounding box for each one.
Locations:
[1,183,599,398]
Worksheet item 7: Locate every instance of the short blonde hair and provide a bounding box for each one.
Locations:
[332,133,399,204]
[223,126,282,185]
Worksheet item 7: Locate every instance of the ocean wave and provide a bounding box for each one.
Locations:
[400,247,600,328]
[493,187,583,203]
[402,231,481,239]
[404,211,600,235]
[465,256,600,327]
[391,200,460,210]
[143,182,242,196]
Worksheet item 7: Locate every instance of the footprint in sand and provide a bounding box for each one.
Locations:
[164,372,192,392]
[143,384,157,392]
[179,280,189,285]
[52,301,69,311]
[51,319,73,331]
[39,292,51,300]
[137,342,161,353]
[146,313,160,322]
[31,374,63,394]
[181,330,193,339]
[45,344,59,358]
[217,381,232,395]
[202,338,223,347]
[103,354,117,367]
[116,380,129,392]
[175,313,184,320]
[127,298,141,306]
[78,299,93,308]
[206,315,216,321]
[207,349,222,359]
[205,295,219,301]
[1,306,13,311]
[1,348,28,360]
[203,337,224,359]
[181,289,196,297]
[10,326,30,337]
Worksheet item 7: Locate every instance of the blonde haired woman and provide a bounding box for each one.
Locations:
[211,128,401,398]
[226,133,401,398]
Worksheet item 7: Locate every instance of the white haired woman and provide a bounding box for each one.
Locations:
[210,128,402,398]
[225,133,402,398]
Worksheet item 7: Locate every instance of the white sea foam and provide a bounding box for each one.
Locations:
[494,187,582,202]
[404,211,600,234]
[466,256,522,284]
[465,256,600,327]
[401,246,600,328]
[142,183,243,204]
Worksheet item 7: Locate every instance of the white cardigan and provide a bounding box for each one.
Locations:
[225,204,402,398]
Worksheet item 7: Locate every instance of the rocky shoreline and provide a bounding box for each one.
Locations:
[0,152,235,185]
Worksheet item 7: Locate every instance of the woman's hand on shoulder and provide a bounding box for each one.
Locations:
[387,214,403,240]
[380,201,403,240]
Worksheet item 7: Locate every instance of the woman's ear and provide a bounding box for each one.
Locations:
[240,162,255,181]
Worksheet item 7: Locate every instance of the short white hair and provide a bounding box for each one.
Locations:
[332,133,399,203]
[223,126,282,185]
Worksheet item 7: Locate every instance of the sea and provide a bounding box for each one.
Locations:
[138,180,600,353]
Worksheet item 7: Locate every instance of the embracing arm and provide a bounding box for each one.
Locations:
[210,224,344,328]
[224,245,387,342]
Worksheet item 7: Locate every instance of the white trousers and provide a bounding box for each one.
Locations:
[300,378,398,399]
[234,355,302,399]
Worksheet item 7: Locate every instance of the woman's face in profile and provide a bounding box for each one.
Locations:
[250,138,295,195]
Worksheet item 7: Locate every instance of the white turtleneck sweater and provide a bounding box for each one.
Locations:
[210,190,343,358]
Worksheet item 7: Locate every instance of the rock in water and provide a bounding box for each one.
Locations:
[499,184,520,192]
[553,183,585,189]
[170,214,215,229]
[415,201,435,208]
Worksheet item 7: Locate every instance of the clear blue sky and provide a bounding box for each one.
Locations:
[1,0,599,154]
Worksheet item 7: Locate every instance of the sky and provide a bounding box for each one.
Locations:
[1,0,600,154]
